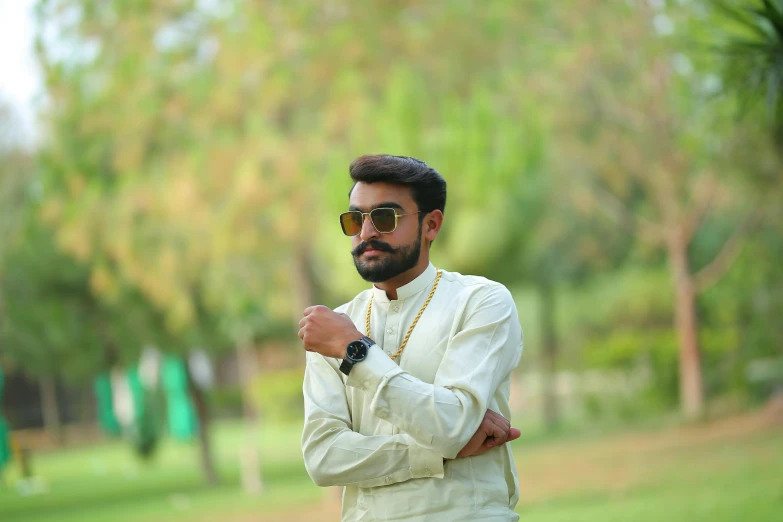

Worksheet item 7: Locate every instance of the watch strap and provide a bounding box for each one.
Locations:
[339,336,373,376]
[339,357,354,376]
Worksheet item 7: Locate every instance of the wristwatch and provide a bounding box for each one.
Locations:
[339,336,374,376]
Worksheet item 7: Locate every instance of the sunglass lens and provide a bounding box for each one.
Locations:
[340,212,362,236]
[371,208,397,232]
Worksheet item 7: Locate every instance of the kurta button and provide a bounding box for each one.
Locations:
[387,327,394,334]
[392,304,399,312]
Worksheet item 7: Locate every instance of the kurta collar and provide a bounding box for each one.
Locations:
[371,263,438,303]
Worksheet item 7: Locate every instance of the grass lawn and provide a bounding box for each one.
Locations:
[1,410,781,522]
[514,411,783,522]
[0,420,323,522]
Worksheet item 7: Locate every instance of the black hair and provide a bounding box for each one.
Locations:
[348,154,447,217]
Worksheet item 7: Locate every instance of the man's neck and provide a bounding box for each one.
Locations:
[373,257,430,301]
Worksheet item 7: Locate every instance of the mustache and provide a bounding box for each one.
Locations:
[352,240,395,257]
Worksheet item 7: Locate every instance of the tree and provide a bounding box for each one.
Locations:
[712,0,783,153]
[549,0,776,418]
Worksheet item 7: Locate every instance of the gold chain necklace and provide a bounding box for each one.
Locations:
[365,269,442,361]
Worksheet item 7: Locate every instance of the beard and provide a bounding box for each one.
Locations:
[352,235,422,283]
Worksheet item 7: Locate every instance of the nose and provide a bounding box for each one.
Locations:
[359,213,379,242]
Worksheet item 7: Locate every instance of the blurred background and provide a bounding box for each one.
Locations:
[1,0,782,521]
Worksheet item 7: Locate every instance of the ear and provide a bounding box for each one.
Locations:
[422,210,443,244]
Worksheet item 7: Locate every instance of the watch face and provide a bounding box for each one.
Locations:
[346,340,367,360]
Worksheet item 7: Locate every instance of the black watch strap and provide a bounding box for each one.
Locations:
[338,357,355,376]
[340,336,373,376]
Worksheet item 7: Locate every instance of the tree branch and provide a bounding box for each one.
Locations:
[682,172,719,244]
[588,182,667,246]
[693,205,766,292]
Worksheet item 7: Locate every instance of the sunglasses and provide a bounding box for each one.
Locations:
[339,208,422,236]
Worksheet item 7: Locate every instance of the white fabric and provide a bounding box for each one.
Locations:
[302,264,524,521]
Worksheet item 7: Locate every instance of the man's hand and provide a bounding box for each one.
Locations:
[299,305,363,359]
[455,410,521,458]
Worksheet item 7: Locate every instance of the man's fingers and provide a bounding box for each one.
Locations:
[473,439,499,456]
[488,419,508,439]
[482,419,509,446]
[483,411,511,447]
[484,413,510,439]
[457,430,487,458]
[458,423,520,458]
[485,427,521,448]
[485,409,511,430]
[484,412,510,436]
[454,411,518,459]
[471,426,521,457]
[304,304,330,315]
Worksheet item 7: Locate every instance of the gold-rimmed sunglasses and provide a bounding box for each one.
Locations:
[339,208,422,236]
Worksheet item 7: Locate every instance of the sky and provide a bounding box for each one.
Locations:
[0,0,41,145]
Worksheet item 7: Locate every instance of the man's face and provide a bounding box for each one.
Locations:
[347,182,423,283]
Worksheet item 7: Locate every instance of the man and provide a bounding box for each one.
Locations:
[299,155,524,521]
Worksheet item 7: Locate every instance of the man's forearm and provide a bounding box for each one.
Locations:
[302,423,444,488]
[345,348,517,459]
[302,352,445,488]
[345,288,522,458]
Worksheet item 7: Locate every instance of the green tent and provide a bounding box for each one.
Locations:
[162,356,198,441]
[94,373,121,436]
[0,367,11,472]
[127,366,160,459]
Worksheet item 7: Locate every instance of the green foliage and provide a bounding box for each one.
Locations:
[249,369,305,423]
[570,264,763,411]
[208,386,243,417]
[0,0,776,423]
[0,219,105,379]
[700,225,783,401]
[584,326,742,412]
[712,0,783,148]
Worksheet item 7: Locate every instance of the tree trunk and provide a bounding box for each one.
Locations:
[667,231,704,419]
[39,375,64,445]
[187,369,219,486]
[237,341,263,494]
[538,280,560,432]
[294,247,342,500]
[292,246,316,314]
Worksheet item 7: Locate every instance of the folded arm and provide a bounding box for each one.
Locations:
[302,351,445,488]
[345,285,523,459]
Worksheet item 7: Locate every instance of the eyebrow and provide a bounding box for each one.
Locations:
[348,201,406,212]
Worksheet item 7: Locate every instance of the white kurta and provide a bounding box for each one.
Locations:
[302,263,524,521]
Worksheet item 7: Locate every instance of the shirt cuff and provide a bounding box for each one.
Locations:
[408,439,445,479]
[345,343,403,394]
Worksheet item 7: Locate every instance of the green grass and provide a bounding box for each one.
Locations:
[517,430,783,522]
[0,420,323,522]
[514,416,783,522]
[1,413,781,522]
